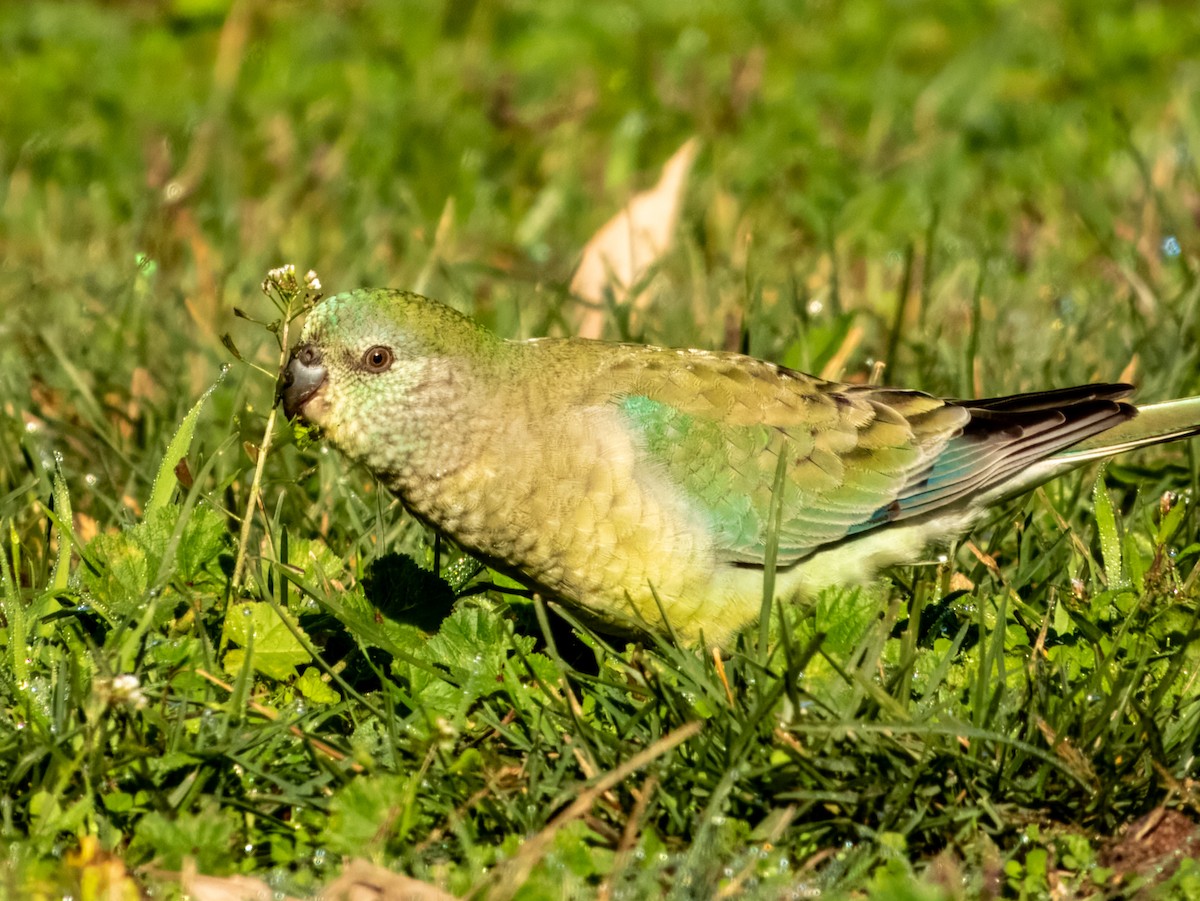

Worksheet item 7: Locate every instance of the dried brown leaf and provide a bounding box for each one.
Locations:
[320,859,458,901]
[571,138,699,339]
[1101,807,1200,888]
[178,866,301,901]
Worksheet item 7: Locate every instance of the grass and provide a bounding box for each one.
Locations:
[2,0,1200,897]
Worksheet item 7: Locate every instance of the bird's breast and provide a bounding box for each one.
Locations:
[395,403,723,633]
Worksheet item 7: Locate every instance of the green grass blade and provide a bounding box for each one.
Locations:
[1092,466,1124,589]
[49,460,75,591]
[146,373,224,514]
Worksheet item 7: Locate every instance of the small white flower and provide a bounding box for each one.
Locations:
[262,264,302,297]
[109,673,148,710]
[305,270,322,292]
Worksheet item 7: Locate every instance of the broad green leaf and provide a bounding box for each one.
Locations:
[83,527,152,621]
[222,601,311,680]
[321,774,423,856]
[363,552,455,631]
[129,805,237,871]
[814,584,886,658]
[295,666,339,704]
[82,505,229,623]
[28,791,92,842]
[173,504,231,591]
[426,604,527,685]
[318,585,426,658]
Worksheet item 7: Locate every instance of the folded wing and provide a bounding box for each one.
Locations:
[612,350,1134,564]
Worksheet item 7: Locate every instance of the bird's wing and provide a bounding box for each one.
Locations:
[609,349,1133,564]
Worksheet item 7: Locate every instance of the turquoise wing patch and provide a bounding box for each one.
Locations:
[617,394,930,564]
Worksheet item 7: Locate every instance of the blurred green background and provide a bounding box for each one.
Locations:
[5,0,1198,381]
[2,1,1200,896]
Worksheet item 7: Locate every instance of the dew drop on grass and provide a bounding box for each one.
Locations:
[1162,235,1181,258]
[220,362,232,375]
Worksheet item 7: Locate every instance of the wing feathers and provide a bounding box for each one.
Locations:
[611,344,1143,566]
[877,400,1131,523]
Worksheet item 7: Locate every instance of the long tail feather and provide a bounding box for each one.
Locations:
[957,390,1200,508]
[1053,395,1200,463]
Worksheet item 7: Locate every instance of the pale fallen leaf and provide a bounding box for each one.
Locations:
[948,571,975,592]
[1118,353,1139,385]
[320,859,458,901]
[128,366,163,421]
[175,863,303,901]
[73,512,100,544]
[570,138,699,339]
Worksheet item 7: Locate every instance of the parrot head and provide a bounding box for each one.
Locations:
[279,289,496,474]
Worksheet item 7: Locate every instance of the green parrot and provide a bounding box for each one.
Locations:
[280,288,1200,644]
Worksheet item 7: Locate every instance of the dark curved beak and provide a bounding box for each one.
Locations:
[279,344,327,420]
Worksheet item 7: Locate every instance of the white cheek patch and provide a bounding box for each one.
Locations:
[302,395,331,425]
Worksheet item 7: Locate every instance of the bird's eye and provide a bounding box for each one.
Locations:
[362,346,393,373]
